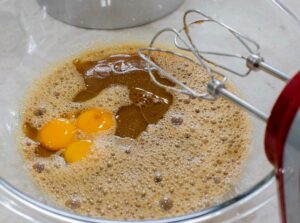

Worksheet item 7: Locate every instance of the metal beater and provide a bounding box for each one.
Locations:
[137,10,300,223]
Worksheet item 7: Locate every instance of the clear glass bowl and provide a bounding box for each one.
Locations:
[1,0,300,222]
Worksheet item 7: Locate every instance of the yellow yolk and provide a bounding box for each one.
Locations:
[76,108,114,134]
[38,119,75,151]
[64,140,92,163]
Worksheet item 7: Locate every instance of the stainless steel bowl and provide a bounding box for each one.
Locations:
[37,0,183,29]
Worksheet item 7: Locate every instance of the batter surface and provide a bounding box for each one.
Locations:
[20,45,249,220]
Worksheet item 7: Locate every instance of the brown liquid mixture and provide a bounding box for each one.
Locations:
[73,54,174,139]
[20,45,249,220]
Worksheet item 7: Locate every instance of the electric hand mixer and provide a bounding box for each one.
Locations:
[137,10,300,223]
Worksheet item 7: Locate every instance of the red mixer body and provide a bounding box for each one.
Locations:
[265,71,300,223]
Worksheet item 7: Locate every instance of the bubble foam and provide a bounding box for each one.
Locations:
[20,45,250,220]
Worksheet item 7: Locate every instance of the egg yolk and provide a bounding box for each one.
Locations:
[64,140,92,163]
[38,119,75,151]
[76,108,114,133]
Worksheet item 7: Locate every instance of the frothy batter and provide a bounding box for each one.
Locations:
[20,45,249,220]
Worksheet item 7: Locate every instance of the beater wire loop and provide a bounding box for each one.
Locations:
[137,28,223,100]
[138,9,289,121]
[176,10,261,77]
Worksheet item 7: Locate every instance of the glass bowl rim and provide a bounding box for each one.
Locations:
[0,169,275,222]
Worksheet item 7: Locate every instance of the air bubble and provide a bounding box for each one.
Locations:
[159,196,173,211]
[65,197,81,209]
[32,163,45,173]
